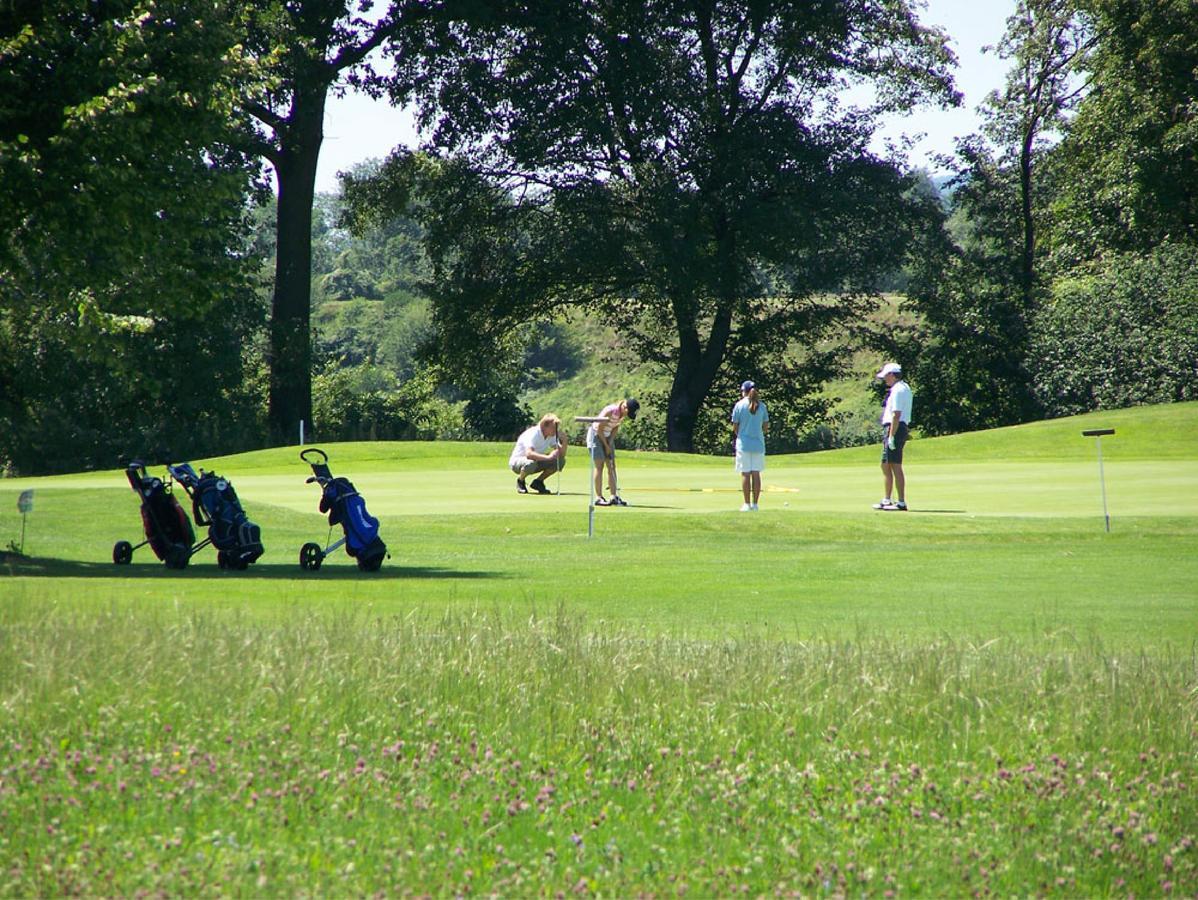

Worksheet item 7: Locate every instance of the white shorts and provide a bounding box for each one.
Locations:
[735,450,765,473]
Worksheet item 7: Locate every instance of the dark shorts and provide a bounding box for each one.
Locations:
[882,422,909,464]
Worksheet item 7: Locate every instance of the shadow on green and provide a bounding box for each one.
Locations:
[0,553,500,581]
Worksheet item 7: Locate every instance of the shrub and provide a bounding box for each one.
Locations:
[311,364,464,442]
[1031,243,1198,416]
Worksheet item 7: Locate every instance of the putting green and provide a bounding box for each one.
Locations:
[1,402,1195,646]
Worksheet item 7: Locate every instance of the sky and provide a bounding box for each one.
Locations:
[313,0,1017,194]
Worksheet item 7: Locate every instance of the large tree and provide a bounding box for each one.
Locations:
[1049,0,1198,264]
[364,0,957,451]
[236,0,450,443]
[981,0,1092,308]
[0,0,266,472]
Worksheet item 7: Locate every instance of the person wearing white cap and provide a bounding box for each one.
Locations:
[873,362,912,511]
[731,381,769,511]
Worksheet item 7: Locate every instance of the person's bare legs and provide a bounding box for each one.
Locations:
[741,472,752,505]
[751,471,762,505]
[891,463,905,504]
[592,457,605,500]
[881,461,894,500]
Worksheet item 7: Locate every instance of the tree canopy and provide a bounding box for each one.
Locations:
[350,0,958,450]
[0,0,266,471]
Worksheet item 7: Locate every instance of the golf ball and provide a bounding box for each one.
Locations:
[783,501,790,507]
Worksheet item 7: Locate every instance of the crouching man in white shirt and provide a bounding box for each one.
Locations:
[509,414,567,495]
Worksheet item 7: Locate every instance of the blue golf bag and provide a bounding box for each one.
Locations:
[169,463,265,570]
[299,448,387,572]
[113,460,196,569]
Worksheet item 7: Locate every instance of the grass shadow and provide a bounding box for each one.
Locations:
[0,554,500,581]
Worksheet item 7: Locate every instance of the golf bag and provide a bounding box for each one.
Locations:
[169,463,265,570]
[299,448,387,572]
[113,460,196,569]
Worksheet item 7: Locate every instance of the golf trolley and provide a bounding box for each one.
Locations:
[167,463,265,570]
[298,448,388,572]
[113,459,196,569]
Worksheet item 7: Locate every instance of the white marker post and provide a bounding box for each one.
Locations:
[575,416,610,539]
[16,489,33,555]
[299,419,305,445]
[1082,428,1115,532]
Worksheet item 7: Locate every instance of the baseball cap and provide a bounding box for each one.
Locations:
[741,380,755,392]
[625,398,640,420]
[875,362,902,379]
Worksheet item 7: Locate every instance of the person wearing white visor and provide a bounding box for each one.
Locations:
[873,362,912,511]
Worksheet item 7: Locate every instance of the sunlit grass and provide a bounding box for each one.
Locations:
[1,402,1196,893]
[1,604,1194,895]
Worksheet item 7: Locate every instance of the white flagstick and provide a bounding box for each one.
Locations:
[1082,428,1115,532]
[575,416,608,537]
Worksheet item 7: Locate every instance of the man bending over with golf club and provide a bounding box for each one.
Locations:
[874,362,913,511]
[510,414,567,494]
[587,398,639,506]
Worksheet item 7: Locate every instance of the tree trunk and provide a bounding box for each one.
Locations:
[267,89,326,445]
[1019,132,1035,312]
[665,303,733,452]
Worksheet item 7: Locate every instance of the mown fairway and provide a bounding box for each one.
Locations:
[1,403,1196,894]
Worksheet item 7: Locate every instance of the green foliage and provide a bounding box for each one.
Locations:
[1031,243,1198,416]
[0,0,268,474]
[904,0,1198,435]
[462,391,531,442]
[314,298,386,366]
[375,0,959,451]
[0,0,263,307]
[1049,0,1198,264]
[376,293,434,381]
[0,301,267,474]
[311,363,464,442]
[522,321,585,392]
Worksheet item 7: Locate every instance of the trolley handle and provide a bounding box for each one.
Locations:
[300,447,328,466]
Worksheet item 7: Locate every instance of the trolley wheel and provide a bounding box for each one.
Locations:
[300,542,324,571]
[164,544,190,570]
[113,541,133,565]
[217,551,229,570]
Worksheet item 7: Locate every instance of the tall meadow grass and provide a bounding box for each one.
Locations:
[2,598,1194,895]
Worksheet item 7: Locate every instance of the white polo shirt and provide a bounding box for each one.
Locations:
[882,380,913,426]
[509,425,558,466]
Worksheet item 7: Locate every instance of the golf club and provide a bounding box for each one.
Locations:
[554,422,562,495]
[607,455,628,506]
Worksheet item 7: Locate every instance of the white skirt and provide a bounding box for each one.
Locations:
[735,450,765,473]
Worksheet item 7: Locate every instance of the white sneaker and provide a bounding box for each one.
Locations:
[740,503,751,512]
[750,503,759,511]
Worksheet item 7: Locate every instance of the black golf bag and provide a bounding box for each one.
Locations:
[170,463,265,570]
[113,460,196,569]
[299,448,387,572]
